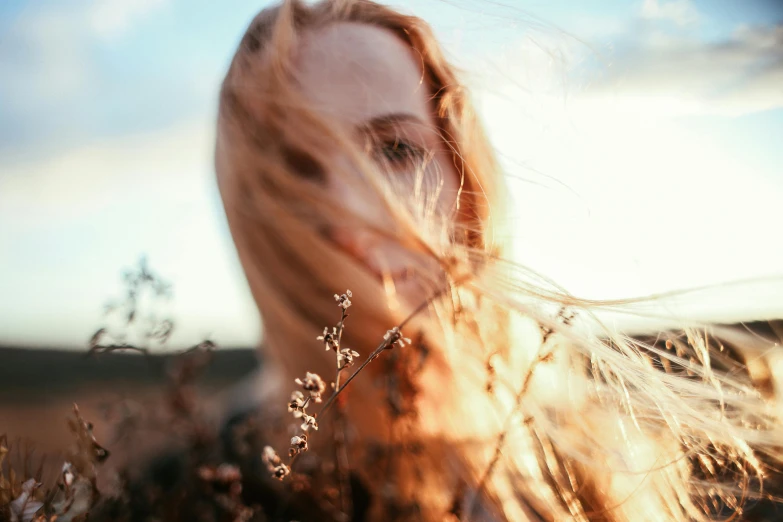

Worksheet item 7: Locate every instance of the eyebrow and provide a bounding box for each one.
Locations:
[356,112,428,135]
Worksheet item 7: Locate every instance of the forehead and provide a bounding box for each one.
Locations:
[293,22,432,126]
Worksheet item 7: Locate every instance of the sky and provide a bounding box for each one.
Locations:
[0,0,781,349]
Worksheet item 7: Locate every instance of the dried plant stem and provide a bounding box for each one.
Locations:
[317,284,453,420]
[333,308,353,519]
[463,349,554,521]
[334,406,352,520]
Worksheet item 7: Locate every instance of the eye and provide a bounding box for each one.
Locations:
[377,138,424,165]
[282,146,325,182]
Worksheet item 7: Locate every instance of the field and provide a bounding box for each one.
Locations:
[0,346,259,474]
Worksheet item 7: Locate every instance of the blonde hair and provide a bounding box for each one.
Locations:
[215,1,783,520]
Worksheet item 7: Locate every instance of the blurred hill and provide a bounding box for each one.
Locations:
[0,346,261,465]
[0,346,259,403]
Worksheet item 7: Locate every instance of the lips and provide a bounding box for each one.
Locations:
[363,256,415,286]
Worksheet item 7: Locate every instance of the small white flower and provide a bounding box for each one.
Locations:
[334,290,352,309]
[383,326,411,348]
[263,446,290,480]
[273,463,290,480]
[337,347,361,369]
[289,434,308,456]
[288,390,306,417]
[317,326,339,351]
[295,372,326,402]
[262,445,281,467]
[300,413,319,431]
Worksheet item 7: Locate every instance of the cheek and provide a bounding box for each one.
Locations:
[327,161,390,229]
[431,151,462,217]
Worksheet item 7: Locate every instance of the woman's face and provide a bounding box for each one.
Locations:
[293,22,462,307]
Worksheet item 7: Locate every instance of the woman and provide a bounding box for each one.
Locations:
[215,0,783,520]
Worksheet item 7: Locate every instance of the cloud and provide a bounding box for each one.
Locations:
[0,7,94,112]
[476,1,782,119]
[0,0,168,106]
[0,0,211,158]
[583,21,783,117]
[0,119,214,225]
[640,0,699,27]
[0,4,100,156]
[89,0,168,40]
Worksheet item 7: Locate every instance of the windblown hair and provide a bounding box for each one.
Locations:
[215,0,783,520]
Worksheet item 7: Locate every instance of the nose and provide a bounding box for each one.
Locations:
[330,226,377,269]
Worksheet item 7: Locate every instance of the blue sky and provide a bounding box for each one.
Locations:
[1,0,781,349]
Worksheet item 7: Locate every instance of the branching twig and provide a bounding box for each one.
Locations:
[333,305,353,519]
[316,285,451,420]
[463,349,555,520]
